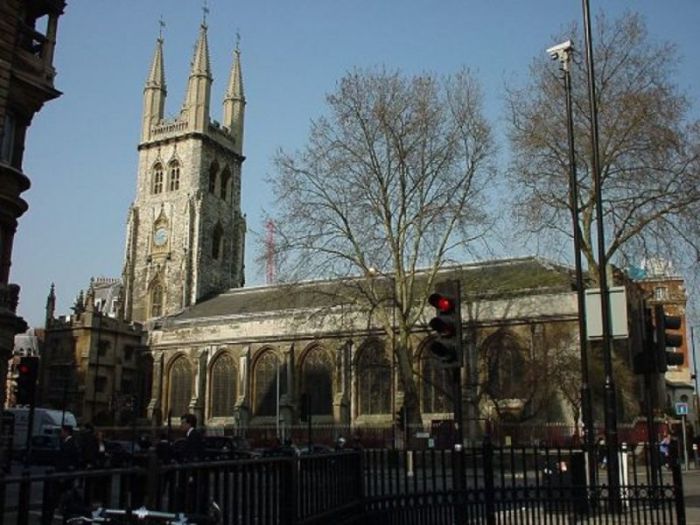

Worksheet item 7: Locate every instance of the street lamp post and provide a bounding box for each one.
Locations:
[548,39,596,489]
[581,0,621,507]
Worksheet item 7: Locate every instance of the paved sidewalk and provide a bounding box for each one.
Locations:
[684,469,700,524]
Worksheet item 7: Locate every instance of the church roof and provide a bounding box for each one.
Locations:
[168,256,574,324]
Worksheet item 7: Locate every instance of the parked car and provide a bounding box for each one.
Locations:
[296,444,335,455]
[201,435,261,460]
[26,434,61,466]
[103,440,141,467]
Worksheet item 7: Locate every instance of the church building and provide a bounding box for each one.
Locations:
[36,20,664,445]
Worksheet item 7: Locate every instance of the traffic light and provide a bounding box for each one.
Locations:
[427,280,462,368]
[654,304,684,373]
[634,308,656,375]
[396,405,406,431]
[15,356,39,405]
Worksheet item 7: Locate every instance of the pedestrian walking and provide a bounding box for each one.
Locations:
[180,413,204,462]
[660,431,671,468]
[80,423,100,469]
[177,414,206,513]
[43,425,83,525]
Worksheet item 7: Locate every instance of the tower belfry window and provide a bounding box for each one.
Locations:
[168,161,180,191]
[220,167,231,201]
[212,223,224,259]
[150,282,164,317]
[152,164,164,194]
[209,162,218,194]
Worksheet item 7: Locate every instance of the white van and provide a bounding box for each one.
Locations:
[5,407,77,451]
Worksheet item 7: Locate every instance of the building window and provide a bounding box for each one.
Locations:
[97,340,109,357]
[420,350,452,413]
[484,332,526,400]
[210,354,237,417]
[123,345,135,361]
[95,376,108,393]
[356,343,391,415]
[220,167,231,201]
[152,164,164,194]
[212,223,223,260]
[169,357,192,417]
[655,287,669,301]
[168,161,180,191]
[300,347,333,416]
[209,162,218,194]
[150,283,163,317]
[253,351,279,417]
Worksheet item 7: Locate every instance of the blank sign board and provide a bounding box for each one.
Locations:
[584,286,629,340]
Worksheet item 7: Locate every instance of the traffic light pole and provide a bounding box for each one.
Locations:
[452,365,465,493]
[644,370,660,492]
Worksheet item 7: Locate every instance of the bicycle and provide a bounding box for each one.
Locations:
[65,501,222,525]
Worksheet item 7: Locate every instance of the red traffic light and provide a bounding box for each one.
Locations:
[18,363,30,374]
[428,293,455,314]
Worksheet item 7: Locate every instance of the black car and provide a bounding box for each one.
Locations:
[203,436,259,460]
[26,434,61,466]
[103,440,141,467]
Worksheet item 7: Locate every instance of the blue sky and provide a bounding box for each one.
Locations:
[14,1,700,327]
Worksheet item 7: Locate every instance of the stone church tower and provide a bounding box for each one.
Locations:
[122,24,246,323]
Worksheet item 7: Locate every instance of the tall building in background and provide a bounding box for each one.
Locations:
[0,0,65,405]
[634,261,694,421]
[122,23,247,324]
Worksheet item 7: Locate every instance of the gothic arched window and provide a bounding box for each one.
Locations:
[253,351,279,416]
[212,223,223,260]
[356,343,391,415]
[168,161,180,191]
[300,347,333,416]
[209,162,218,194]
[420,349,452,413]
[152,164,164,194]
[169,356,192,418]
[210,353,237,417]
[484,332,527,400]
[220,167,231,201]
[150,283,163,317]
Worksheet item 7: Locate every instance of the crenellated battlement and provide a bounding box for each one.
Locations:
[151,119,188,137]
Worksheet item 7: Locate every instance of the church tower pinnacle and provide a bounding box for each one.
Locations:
[122,21,247,324]
[184,24,212,133]
[223,38,245,155]
[142,35,166,143]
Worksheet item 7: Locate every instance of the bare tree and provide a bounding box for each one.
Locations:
[267,68,496,426]
[506,12,700,282]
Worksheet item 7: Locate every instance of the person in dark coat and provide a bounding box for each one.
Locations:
[56,425,81,472]
[179,413,204,462]
[178,414,206,513]
[80,424,100,469]
[43,426,83,525]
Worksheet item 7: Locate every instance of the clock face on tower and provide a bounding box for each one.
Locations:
[154,227,169,247]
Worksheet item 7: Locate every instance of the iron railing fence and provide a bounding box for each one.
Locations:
[0,442,685,525]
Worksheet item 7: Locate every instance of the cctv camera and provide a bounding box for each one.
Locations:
[546,40,573,60]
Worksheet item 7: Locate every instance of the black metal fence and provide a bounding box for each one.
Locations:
[0,441,685,525]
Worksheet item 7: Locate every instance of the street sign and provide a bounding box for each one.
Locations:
[675,402,689,416]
